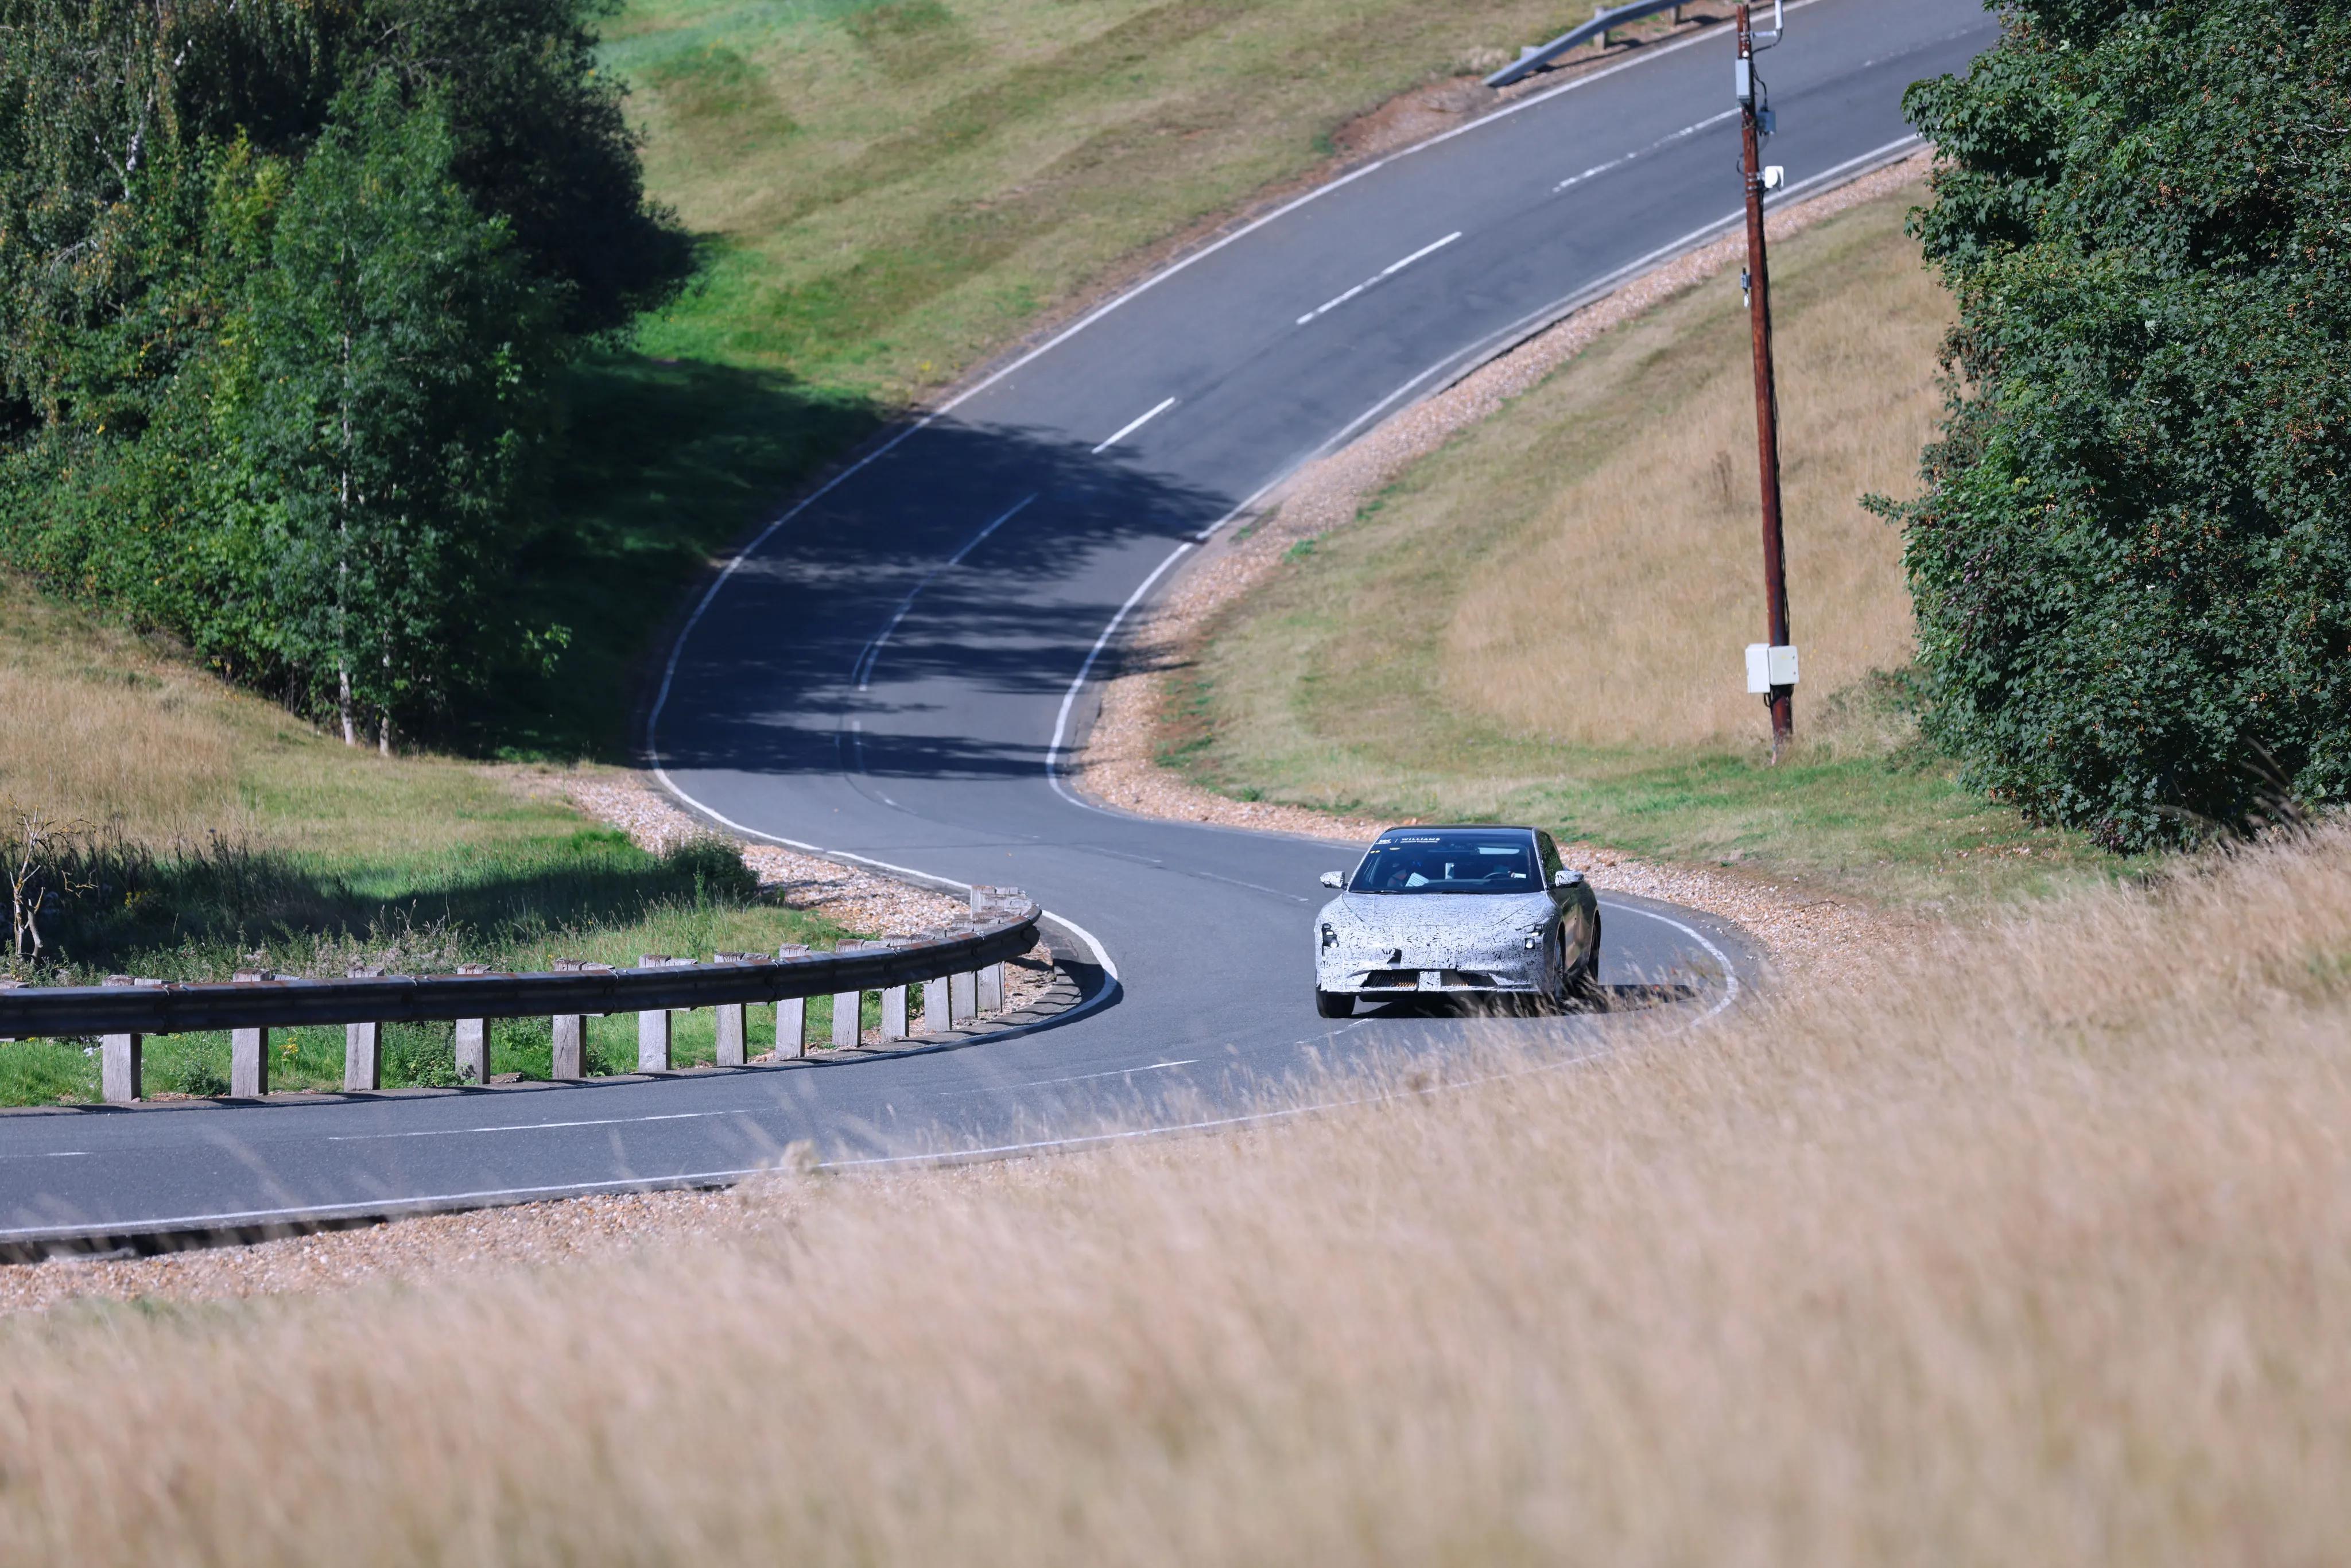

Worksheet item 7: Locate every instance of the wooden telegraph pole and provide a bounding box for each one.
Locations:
[1736,2,1794,759]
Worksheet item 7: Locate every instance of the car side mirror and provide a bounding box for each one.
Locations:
[1319,871,1345,889]
[1553,868,1583,888]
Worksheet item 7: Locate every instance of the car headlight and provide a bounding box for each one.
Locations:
[1321,922,1339,949]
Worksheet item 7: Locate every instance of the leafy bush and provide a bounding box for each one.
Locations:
[1887,1,2351,849]
[0,0,686,741]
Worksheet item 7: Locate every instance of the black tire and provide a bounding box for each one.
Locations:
[1571,912,1605,1003]
[1543,929,1576,1013]
[1315,988,1352,1018]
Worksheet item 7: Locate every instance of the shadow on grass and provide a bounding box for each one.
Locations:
[466,351,890,762]
[27,832,760,980]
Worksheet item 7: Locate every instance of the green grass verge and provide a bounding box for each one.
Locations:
[1160,193,2123,911]
[492,0,1687,758]
[1,590,863,1105]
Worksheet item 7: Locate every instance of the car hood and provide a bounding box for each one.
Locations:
[1318,890,1554,939]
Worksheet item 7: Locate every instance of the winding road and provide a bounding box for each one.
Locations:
[0,0,1995,1251]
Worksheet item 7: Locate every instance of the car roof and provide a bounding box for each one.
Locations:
[1371,825,1538,836]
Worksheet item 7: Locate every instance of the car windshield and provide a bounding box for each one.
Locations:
[1347,832,1538,894]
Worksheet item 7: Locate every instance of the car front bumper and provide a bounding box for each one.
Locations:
[1316,951,1546,996]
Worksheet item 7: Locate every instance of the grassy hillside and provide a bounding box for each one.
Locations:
[1161,184,2113,907]
[9,822,2350,1558]
[505,0,1718,755]
[0,589,848,1103]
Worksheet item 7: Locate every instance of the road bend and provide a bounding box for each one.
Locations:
[0,0,1991,1247]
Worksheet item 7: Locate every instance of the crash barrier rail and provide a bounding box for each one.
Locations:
[0,887,1041,1104]
[1484,0,1706,88]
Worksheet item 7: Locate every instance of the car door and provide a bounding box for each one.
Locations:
[1537,832,1593,960]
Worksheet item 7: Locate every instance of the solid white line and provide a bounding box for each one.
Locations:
[1091,397,1176,455]
[1313,134,1925,462]
[854,492,1037,689]
[1046,538,1196,788]
[1603,901,1741,1020]
[940,1058,1202,1097]
[643,0,1819,801]
[1382,230,1462,276]
[642,0,1859,1014]
[326,1109,756,1143]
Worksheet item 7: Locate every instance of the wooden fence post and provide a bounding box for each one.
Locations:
[100,974,147,1103]
[636,955,677,1072]
[774,945,810,1059]
[549,958,610,1079]
[453,963,491,1085]
[230,969,271,1097]
[711,953,761,1066]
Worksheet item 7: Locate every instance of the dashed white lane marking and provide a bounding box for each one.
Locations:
[1091,397,1177,454]
[1297,231,1462,325]
[328,1109,757,1142]
[1554,107,1739,193]
[854,492,1038,690]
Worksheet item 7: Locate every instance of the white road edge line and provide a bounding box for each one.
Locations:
[326,1108,757,1142]
[1091,397,1176,454]
[1316,133,1925,458]
[645,0,1849,1008]
[854,492,1038,689]
[643,0,1797,810]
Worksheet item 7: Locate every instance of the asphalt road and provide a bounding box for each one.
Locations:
[0,0,1996,1249]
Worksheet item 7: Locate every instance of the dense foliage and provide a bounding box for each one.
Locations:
[1891,1,2351,849]
[0,0,686,743]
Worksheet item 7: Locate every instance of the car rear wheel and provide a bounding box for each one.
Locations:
[1315,988,1352,1018]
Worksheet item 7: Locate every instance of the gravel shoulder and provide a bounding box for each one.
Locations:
[1064,153,1942,988]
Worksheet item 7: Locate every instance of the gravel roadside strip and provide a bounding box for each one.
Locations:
[3,151,1921,1313]
[1065,153,1942,987]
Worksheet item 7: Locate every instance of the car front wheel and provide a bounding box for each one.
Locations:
[1572,912,1605,1003]
[1315,988,1352,1019]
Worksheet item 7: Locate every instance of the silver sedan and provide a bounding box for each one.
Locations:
[1313,826,1600,1018]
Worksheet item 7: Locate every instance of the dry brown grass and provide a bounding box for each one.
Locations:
[0,591,249,841]
[6,822,2350,1562]
[1444,187,1947,747]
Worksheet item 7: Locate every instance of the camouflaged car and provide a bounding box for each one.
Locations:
[1313,826,1600,1018]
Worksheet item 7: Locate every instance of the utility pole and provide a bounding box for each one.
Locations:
[1736,2,1794,760]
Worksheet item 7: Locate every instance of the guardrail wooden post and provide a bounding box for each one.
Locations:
[774,945,810,1059]
[230,970,271,1097]
[711,953,761,1066]
[970,889,1010,1013]
[100,975,149,1103]
[831,942,870,1049]
[637,955,681,1072]
[945,923,980,1023]
[549,958,608,1079]
[453,963,492,1084]
[343,967,385,1090]
[879,938,919,1042]
[0,975,21,1042]
[922,975,949,1034]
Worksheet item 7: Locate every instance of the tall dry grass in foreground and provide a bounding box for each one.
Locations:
[7,828,2351,1563]
[1445,193,1946,747]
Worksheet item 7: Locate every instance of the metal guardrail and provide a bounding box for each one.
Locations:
[1484,0,1706,88]
[0,888,1042,1103]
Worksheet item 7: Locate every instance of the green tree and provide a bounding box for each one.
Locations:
[1890,1,2351,849]
[239,78,559,746]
